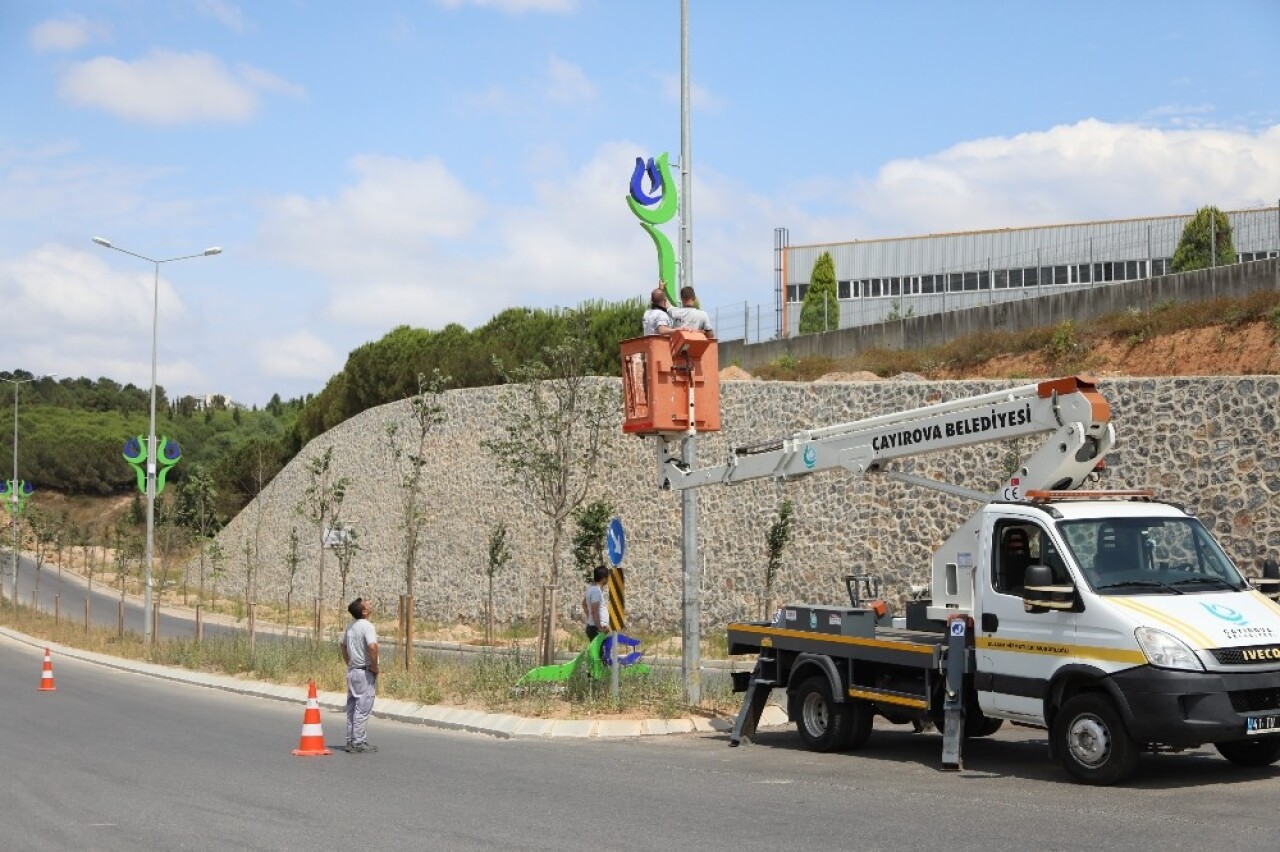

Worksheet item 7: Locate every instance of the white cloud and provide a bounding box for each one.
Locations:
[659,72,723,113]
[436,0,579,13]
[197,0,249,33]
[257,331,341,380]
[847,120,1280,237]
[545,56,597,103]
[462,58,595,112]
[257,143,705,332]
[58,51,300,125]
[0,244,199,389]
[462,84,511,111]
[28,15,102,52]
[236,64,307,99]
[259,154,493,326]
[0,142,185,228]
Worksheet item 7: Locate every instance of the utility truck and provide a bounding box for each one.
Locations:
[623,343,1280,785]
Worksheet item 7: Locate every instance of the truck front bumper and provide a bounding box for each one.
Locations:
[1109,666,1280,747]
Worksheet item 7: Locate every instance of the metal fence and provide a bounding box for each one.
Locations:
[710,206,1280,343]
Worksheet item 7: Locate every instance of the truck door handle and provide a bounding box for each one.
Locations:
[981,613,999,633]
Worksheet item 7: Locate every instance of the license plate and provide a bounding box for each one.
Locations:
[1245,714,1280,736]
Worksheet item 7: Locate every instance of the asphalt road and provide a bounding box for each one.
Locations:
[4,632,1280,852]
[2,552,251,641]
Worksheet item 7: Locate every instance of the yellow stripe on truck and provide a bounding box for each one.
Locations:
[976,636,1146,664]
[1108,597,1215,649]
[1250,590,1280,618]
[731,624,936,655]
[848,687,929,709]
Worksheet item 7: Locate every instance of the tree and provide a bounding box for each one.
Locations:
[242,537,255,621]
[383,369,448,667]
[1172,205,1238,273]
[763,499,795,619]
[72,521,93,592]
[246,454,280,629]
[484,522,513,645]
[296,445,349,637]
[481,336,616,664]
[207,540,224,609]
[571,500,614,580]
[29,509,55,598]
[54,511,70,586]
[155,490,183,602]
[283,527,302,636]
[332,523,360,605]
[799,251,839,334]
[213,435,285,520]
[112,519,141,607]
[179,465,218,605]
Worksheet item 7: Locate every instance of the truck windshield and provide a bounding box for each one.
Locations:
[1057,516,1248,594]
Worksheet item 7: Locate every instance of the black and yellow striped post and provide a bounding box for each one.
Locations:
[607,568,626,630]
[604,516,627,699]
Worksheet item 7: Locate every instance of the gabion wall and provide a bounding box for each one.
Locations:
[203,376,1280,630]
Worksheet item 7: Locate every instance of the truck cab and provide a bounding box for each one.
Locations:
[972,493,1280,782]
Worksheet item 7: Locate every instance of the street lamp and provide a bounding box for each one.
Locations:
[92,237,221,645]
[2,373,52,606]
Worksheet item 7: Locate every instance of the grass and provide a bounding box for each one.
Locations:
[0,600,738,719]
[753,291,1280,380]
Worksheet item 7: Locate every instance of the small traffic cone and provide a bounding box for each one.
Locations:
[37,648,56,692]
[292,680,332,756]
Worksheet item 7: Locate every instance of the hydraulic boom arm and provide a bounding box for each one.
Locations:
[654,375,1114,504]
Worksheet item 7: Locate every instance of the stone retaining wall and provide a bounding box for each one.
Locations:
[205,376,1280,630]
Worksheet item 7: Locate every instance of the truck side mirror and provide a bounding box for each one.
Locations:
[1252,558,1280,601]
[1023,564,1076,612]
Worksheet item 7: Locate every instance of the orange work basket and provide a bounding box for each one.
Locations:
[620,331,720,436]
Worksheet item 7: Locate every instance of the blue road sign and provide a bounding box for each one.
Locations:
[606,517,626,567]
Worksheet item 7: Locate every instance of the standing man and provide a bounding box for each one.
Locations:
[642,285,674,336]
[341,597,379,753]
[669,285,715,336]
[582,566,611,640]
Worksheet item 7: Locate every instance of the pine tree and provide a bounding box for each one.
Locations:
[1172,205,1237,272]
[799,252,839,334]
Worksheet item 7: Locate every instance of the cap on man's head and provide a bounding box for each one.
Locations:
[348,597,364,619]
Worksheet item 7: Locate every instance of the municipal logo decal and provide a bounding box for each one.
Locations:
[1201,602,1248,626]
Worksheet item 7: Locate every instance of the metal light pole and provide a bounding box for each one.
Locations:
[92,237,221,644]
[3,374,47,606]
[678,0,701,706]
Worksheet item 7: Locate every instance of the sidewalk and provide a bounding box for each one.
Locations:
[0,623,790,740]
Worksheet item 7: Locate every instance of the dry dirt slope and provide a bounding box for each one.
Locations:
[719,319,1280,381]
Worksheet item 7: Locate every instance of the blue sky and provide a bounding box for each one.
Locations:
[2,0,1278,406]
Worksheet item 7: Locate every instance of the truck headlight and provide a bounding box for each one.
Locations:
[1135,626,1204,671]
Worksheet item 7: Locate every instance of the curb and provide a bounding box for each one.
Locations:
[0,625,790,740]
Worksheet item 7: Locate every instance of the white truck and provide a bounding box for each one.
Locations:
[652,374,1280,784]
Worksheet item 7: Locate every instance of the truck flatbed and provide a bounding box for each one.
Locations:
[727,619,948,670]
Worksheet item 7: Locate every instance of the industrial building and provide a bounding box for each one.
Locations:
[772,206,1280,338]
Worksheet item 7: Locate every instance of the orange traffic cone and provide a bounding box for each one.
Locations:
[292,679,332,756]
[37,648,56,692]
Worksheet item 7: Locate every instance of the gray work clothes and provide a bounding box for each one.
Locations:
[346,668,377,745]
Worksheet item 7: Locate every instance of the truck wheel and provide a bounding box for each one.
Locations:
[1215,737,1280,767]
[972,718,1004,738]
[1052,694,1140,785]
[794,677,851,753]
[936,712,1003,739]
[838,700,874,751]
